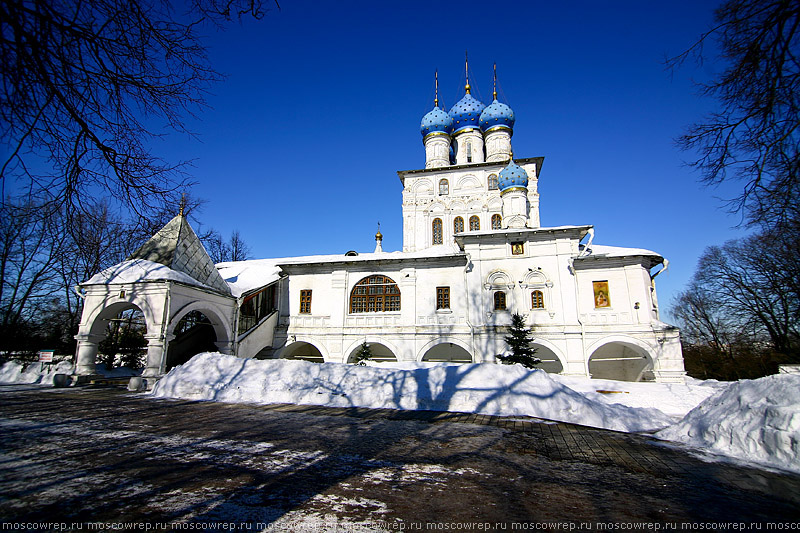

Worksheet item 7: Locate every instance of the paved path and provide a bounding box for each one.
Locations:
[0,384,798,531]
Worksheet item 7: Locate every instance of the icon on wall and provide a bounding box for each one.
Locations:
[593,280,610,308]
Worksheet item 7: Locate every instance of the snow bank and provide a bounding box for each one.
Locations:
[0,360,73,385]
[657,374,800,473]
[152,352,674,432]
[555,375,726,418]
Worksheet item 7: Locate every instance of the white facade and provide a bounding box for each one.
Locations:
[73,77,685,385]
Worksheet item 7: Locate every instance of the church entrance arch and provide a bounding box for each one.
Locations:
[421,341,472,363]
[95,304,148,371]
[531,343,564,374]
[346,342,397,364]
[75,299,157,375]
[282,341,325,363]
[166,311,218,370]
[588,339,654,382]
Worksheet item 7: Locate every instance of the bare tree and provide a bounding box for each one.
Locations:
[669,0,800,228]
[0,0,275,217]
[672,284,759,379]
[672,225,800,377]
[204,229,252,263]
[0,199,67,353]
[229,230,252,262]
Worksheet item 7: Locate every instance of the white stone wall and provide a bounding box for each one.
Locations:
[400,160,540,252]
[262,225,685,382]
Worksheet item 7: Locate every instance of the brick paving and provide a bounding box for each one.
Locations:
[0,384,798,529]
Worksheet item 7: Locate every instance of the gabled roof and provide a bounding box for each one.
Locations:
[128,214,231,295]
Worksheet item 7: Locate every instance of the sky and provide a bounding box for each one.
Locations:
[158,0,749,320]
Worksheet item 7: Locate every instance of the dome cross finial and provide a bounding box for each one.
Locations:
[464,50,471,94]
[493,63,498,100]
[374,222,384,253]
[434,70,439,108]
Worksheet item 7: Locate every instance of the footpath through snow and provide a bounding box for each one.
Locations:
[2,353,798,473]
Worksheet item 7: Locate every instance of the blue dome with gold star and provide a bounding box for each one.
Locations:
[480,99,515,132]
[449,92,486,134]
[498,159,528,191]
[420,106,453,139]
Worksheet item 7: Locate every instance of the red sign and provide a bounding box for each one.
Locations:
[38,350,54,363]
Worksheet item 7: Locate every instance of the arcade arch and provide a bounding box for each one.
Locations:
[530,342,564,374]
[588,339,655,382]
[281,341,325,363]
[346,342,398,364]
[421,341,473,363]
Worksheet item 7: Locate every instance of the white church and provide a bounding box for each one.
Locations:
[73,70,686,387]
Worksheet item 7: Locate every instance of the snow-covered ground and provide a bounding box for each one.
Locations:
[0,360,74,386]
[0,360,139,385]
[2,353,798,474]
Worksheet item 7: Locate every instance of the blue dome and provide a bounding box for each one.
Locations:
[498,159,528,191]
[480,99,515,131]
[448,92,485,134]
[420,106,453,138]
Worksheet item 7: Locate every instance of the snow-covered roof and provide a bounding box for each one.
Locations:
[457,224,592,239]
[216,247,467,298]
[580,244,663,261]
[83,259,213,290]
[216,259,283,298]
[276,247,465,266]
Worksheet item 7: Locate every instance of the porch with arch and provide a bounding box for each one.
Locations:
[74,282,236,381]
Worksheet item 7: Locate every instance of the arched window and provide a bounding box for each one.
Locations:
[531,290,544,309]
[439,179,449,195]
[493,291,506,311]
[488,174,499,190]
[454,216,464,234]
[469,215,480,231]
[466,140,473,163]
[432,218,443,245]
[350,276,401,313]
[491,214,502,229]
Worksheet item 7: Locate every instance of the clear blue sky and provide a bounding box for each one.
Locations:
[162,0,748,320]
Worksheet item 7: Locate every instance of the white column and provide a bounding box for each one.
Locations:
[142,334,171,377]
[74,333,104,375]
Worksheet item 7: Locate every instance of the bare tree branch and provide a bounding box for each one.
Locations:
[0,0,277,218]
[669,0,800,229]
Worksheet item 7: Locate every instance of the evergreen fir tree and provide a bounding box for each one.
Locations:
[353,341,373,366]
[497,313,541,369]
